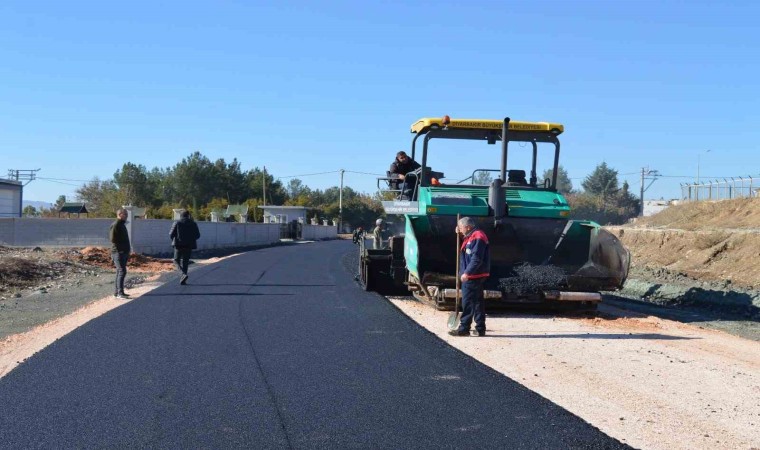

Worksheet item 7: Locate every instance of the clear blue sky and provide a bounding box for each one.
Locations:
[2,0,759,204]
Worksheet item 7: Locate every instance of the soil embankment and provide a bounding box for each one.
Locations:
[607,198,760,319]
[612,197,760,289]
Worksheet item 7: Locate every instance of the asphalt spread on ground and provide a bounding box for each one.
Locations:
[0,241,628,449]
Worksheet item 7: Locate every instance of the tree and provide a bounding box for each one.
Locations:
[149,167,175,205]
[22,205,38,216]
[615,180,640,217]
[245,167,287,206]
[287,178,307,199]
[114,163,156,207]
[541,166,573,194]
[54,195,67,210]
[199,197,229,222]
[168,152,218,210]
[473,170,494,185]
[341,195,384,229]
[567,164,640,225]
[76,178,122,217]
[212,157,248,203]
[581,162,618,198]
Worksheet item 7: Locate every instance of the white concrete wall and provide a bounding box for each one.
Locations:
[131,220,283,254]
[0,218,298,254]
[0,218,112,247]
[301,224,337,240]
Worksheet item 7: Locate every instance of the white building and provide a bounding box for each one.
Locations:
[258,205,308,224]
[643,199,671,217]
[0,179,22,218]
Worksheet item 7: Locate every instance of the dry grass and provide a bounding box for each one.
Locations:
[693,231,731,250]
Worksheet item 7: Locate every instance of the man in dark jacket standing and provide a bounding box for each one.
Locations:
[109,208,131,299]
[170,210,201,285]
[450,216,490,337]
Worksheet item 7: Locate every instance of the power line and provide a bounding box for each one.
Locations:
[344,170,385,176]
[38,179,82,187]
[653,174,760,179]
[38,176,104,183]
[278,170,340,179]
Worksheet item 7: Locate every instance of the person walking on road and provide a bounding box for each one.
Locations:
[352,226,365,244]
[109,208,131,299]
[170,210,201,285]
[449,216,490,337]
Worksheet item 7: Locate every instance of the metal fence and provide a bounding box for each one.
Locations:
[680,176,758,202]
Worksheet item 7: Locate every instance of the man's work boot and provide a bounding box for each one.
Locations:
[448,329,470,337]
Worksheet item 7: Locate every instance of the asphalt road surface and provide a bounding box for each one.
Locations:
[0,241,628,449]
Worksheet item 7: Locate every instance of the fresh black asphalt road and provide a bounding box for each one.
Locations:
[0,241,629,449]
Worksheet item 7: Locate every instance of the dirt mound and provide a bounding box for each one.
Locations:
[607,198,760,290]
[127,253,175,273]
[0,257,72,291]
[76,247,113,266]
[67,247,174,273]
[630,197,760,230]
[0,247,175,294]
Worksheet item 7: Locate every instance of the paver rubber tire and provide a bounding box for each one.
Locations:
[361,261,374,291]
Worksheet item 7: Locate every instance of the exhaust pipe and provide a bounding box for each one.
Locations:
[489,117,511,230]
[488,178,506,226]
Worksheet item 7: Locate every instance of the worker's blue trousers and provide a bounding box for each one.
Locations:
[459,278,486,333]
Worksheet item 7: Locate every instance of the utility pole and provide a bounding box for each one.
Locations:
[697,149,711,185]
[639,167,660,216]
[7,168,40,186]
[339,169,345,233]
[7,169,40,218]
[262,166,267,207]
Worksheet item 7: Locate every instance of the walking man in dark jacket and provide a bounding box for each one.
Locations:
[170,210,201,285]
[449,216,490,337]
[109,208,131,299]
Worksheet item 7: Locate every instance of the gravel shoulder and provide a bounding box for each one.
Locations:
[343,245,760,449]
[388,296,760,450]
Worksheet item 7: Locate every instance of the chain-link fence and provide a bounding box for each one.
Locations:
[680,176,757,202]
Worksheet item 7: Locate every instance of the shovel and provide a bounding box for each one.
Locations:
[448,214,462,331]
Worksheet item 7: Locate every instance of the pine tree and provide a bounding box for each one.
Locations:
[541,166,573,194]
[581,162,619,198]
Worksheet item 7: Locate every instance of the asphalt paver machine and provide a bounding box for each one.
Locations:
[359,116,630,309]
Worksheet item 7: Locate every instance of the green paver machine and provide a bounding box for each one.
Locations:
[358,116,630,309]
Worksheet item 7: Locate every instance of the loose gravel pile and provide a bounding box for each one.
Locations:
[498,263,568,295]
